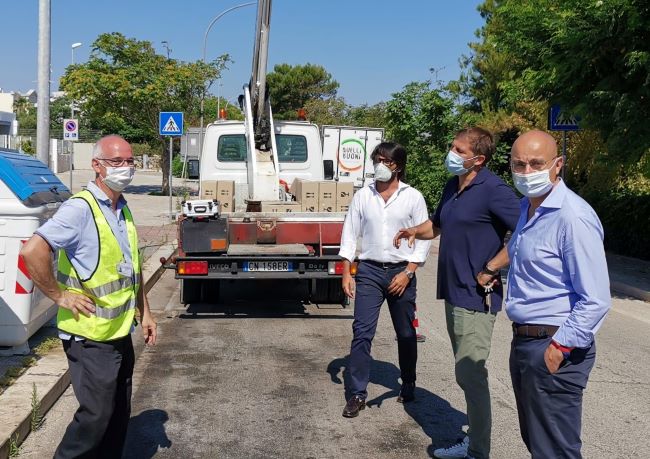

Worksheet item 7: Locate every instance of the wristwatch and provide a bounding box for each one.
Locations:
[482,263,499,276]
[403,269,415,279]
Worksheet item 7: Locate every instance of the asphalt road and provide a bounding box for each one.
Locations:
[18,261,650,458]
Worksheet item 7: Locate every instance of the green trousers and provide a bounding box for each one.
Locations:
[445,301,497,459]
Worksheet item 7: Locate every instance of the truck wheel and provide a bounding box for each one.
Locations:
[181,279,203,304]
[201,280,221,304]
[327,279,347,306]
[311,279,345,305]
[310,279,329,304]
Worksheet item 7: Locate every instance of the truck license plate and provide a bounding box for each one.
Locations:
[244,261,293,272]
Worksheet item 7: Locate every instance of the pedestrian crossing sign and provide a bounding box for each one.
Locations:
[159,112,184,136]
[548,105,580,131]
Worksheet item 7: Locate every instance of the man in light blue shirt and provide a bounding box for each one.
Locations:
[478,130,610,459]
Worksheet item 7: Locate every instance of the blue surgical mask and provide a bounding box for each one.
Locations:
[512,158,559,198]
[445,150,477,176]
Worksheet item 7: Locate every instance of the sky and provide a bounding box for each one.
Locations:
[0,1,485,107]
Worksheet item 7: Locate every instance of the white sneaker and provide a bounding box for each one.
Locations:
[433,436,469,459]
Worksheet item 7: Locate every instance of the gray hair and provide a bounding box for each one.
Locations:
[92,141,104,159]
[92,135,128,159]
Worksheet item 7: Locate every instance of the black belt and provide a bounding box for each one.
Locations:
[512,323,559,338]
[362,260,409,269]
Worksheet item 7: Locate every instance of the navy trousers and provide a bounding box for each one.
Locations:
[510,335,595,459]
[54,336,135,459]
[349,261,417,399]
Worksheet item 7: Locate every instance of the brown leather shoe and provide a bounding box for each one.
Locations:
[342,395,366,418]
[397,382,415,403]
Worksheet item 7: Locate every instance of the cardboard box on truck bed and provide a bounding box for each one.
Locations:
[217,180,235,213]
[336,182,353,212]
[318,181,337,212]
[200,180,234,212]
[261,201,302,213]
[200,181,218,200]
[290,178,319,212]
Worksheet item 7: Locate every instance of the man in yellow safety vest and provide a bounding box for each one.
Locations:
[21,134,157,458]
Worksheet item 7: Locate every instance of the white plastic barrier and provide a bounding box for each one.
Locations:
[0,149,70,351]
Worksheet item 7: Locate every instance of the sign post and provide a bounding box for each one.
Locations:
[63,119,78,190]
[159,112,184,219]
[548,105,580,178]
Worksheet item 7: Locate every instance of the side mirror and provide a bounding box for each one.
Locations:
[187,159,200,180]
[323,160,334,180]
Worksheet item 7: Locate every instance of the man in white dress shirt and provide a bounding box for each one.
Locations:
[339,142,431,418]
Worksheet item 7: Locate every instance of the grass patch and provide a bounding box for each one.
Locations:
[0,365,27,391]
[0,336,60,393]
[32,336,60,356]
[31,383,44,431]
[8,433,20,457]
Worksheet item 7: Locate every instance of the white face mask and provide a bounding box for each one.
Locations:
[512,158,558,198]
[374,162,395,182]
[103,166,135,192]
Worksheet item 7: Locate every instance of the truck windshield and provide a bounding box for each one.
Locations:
[217,134,307,163]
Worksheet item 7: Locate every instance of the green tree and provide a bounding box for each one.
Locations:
[13,96,36,130]
[385,81,459,208]
[347,103,388,129]
[463,0,650,258]
[303,97,348,126]
[60,32,229,193]
[267,63,339,120]
[466,0,650,164]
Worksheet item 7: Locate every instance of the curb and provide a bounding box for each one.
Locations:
[611,280,650,303]
[0,244,177,459]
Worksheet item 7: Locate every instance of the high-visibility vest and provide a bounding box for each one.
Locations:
[56,190,140,341]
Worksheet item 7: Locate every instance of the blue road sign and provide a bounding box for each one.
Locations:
[159,112,184,136]
[548,104,580,131]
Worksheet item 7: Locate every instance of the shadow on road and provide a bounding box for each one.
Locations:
[123,409,172,458]
[327,356,467,455]
[177,279,353,320]
[179,300,352,320]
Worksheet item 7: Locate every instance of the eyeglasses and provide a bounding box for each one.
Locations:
[510,156,559,173]
[96,157,135,167]
[373,157,395,166]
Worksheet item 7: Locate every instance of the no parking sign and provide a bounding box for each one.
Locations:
[63,119,79,141]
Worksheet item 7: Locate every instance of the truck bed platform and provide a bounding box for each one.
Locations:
[226,244,310,256]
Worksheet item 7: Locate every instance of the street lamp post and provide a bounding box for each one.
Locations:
[161,41,172,60]
[69,42,82,191]
[199,2,256,160]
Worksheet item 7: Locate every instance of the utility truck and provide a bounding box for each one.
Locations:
[170,0,383,305]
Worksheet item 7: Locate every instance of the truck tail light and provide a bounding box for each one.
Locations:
[350,262,358,276]
[328,261,344,275]
[177,261,208,275]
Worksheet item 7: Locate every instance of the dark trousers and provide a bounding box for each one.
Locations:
[55,335,135,459]
[509,335,595,459]
[349,261,417,399]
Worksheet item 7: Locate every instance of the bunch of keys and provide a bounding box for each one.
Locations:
[483,282,493,308]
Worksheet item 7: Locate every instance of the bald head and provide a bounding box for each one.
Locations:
[510,129,563,185]
[93,135,132,159]
[512,130,557,161]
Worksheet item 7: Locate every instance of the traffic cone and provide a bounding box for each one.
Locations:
[396,304,426,343]
[413,304,426,342]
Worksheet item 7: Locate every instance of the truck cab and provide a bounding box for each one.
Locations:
[199,119,326,209]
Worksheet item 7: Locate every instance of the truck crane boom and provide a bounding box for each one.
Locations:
[241,0,280,203]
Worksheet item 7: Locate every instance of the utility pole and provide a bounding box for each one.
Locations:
[36,0,51,167]
[69,43,82,191]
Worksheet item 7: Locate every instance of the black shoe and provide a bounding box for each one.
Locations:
[342,395,366,418]
[397,382,415,403]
